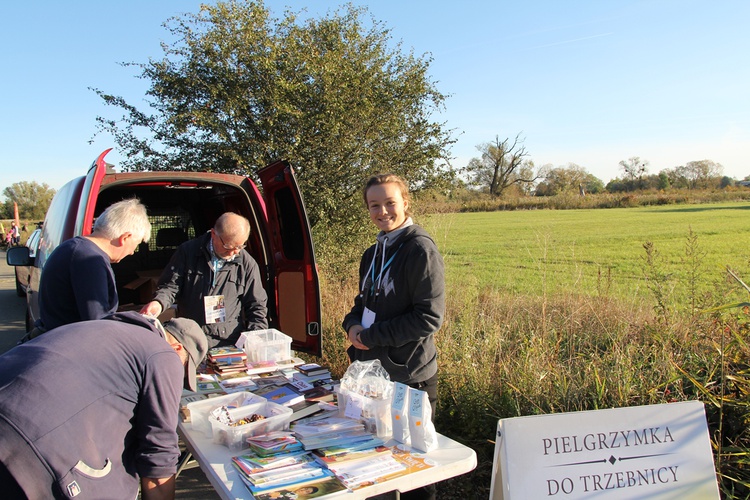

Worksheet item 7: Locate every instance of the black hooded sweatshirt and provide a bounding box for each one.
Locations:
[343,223,445,384]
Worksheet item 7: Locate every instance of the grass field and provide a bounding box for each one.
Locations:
[320,201,750,498]
[422,201,750,301]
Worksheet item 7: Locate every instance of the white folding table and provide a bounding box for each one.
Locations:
[178,420,477,499]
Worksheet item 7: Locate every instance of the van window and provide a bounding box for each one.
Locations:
[37,178,84,269]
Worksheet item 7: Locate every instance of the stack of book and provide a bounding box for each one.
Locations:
[313,444,391,468]
[324,445,435,491]
[246,431,303,456]
[206,346,248,377]
[246,357,306,376]
[287,378,336,403]
[231,450,347,499]
[292,417,379,451]
[252,372,291,388]
[292,363,334,390]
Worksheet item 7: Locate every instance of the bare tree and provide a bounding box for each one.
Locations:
[619,157,649,182]
[465,134,538,196]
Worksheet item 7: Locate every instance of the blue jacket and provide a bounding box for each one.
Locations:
[0,312,183,499]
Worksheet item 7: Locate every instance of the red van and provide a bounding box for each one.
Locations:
[6,149,322,356]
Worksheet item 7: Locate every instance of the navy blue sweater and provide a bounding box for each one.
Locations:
[0,312,183,499]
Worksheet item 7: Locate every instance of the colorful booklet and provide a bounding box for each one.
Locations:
[314,445,392,467]
[251,476,348,500]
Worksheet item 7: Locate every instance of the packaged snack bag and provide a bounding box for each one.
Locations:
[408,387,438,452]
[391,382,410,443]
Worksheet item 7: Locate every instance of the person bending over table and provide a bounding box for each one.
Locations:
[0,312,208,500]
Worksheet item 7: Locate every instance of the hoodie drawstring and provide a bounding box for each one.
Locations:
[361,236,402,298]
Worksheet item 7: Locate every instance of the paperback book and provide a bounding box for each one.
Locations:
[245,432,304,457]
[314,445,392,467]
[303,386,335,403]
[295,363,330,377]
[232,449,313,475]
[251,476,348,500]
[260,384,305,407]
[219,378,258,393]
[288,400,324,422]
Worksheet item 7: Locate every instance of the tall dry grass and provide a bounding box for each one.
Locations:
[314,229,750,498]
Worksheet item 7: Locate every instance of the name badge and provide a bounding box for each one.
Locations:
[204,295,226,323]
[361,307,376,328]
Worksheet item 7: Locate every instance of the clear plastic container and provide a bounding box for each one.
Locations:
[336,387,392,438]
[209,401,293,451]
[242,329,293,362]
[187,391,266,438]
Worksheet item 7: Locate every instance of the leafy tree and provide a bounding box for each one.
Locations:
[720,176,734,188]
[91,1,454,266]
[2,181,56,221]
[535,163,603,196]
[680,160,724,189]
[661,167,690,189]
[464,134,538,196]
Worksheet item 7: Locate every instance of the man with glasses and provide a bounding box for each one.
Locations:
[140,212,268,348]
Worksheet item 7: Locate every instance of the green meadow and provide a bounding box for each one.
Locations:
[423,201,750,300]
[320,201,750,498]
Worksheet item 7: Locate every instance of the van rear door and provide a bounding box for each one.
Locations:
[256,161,322,357]
[75,148,113,237]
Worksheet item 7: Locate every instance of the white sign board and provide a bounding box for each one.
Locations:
[490,401,719,499]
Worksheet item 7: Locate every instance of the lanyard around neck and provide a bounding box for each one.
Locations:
[370,244,401,296]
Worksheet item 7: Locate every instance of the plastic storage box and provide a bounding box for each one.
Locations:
[242,328,293,363]
[187,391,266,438]
[209,401,293,451]
[337,387,393,438]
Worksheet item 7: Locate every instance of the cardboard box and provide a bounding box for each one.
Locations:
[123,269,163,304]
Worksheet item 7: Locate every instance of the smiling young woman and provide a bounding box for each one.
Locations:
[343,173,445,408]
[342,173,445,499]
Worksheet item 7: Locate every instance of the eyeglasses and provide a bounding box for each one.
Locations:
[216,232,247,251]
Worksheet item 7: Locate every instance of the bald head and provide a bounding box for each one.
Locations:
[214,213,250,241]
[211,212,251,260]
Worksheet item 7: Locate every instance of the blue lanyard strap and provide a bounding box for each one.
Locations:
[370,244,401,295]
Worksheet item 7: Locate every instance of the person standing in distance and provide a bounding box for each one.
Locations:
[0,312,208,499]
[34,198,151,334]
[141,212,269,348]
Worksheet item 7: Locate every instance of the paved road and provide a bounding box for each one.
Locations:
[0,249,220,499]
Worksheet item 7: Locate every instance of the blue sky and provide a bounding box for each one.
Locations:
[1,0,748,197]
